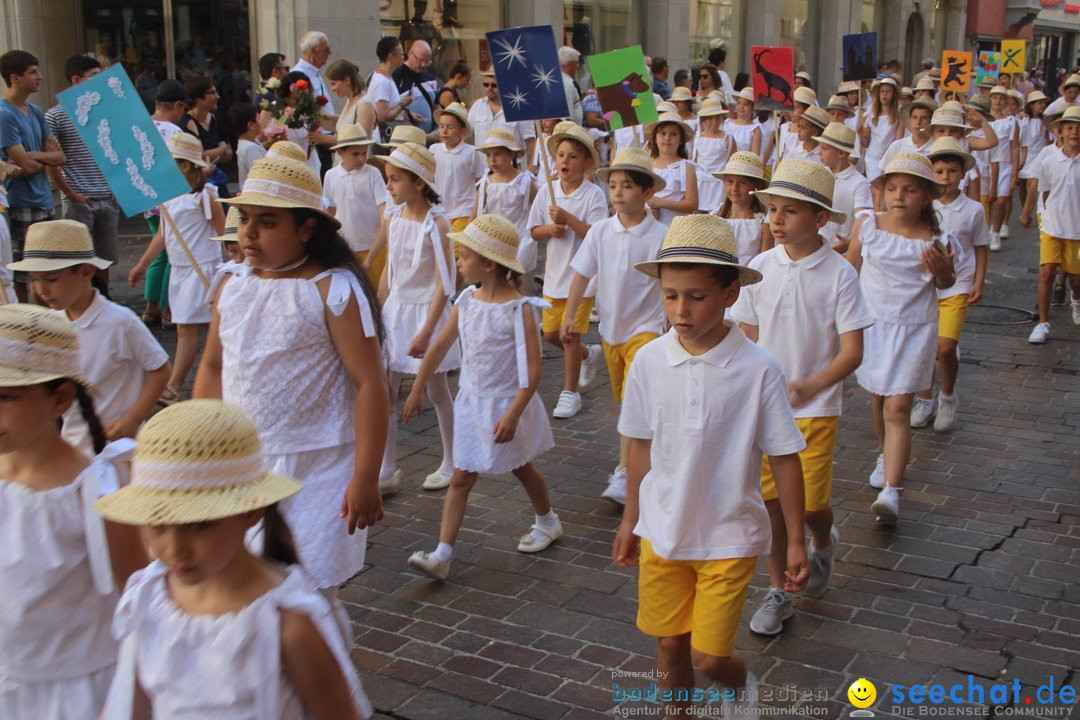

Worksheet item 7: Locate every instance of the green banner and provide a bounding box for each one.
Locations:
[587,45,658,131]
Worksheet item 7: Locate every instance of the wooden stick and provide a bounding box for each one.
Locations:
[535,120,557,208]
[632,123,642,149]
[773,110,782,166]
[159,204,210,291]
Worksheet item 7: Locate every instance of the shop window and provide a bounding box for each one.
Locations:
[381,0,504,85]
[781,0,819,74]
[689,0,744,72]
[563,1,644,58]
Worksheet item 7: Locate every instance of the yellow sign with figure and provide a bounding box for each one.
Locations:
[941,50,972,93]
[1001,40,1026,74]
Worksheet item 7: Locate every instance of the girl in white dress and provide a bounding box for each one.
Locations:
[845,153,956,526]
[97,400,372,719]
[712,151,773,263]
[858,77,902,181]
[693,97,735,213]
[473,127,539,270]
[194,156,389,590]
[403,215,559,581]
[648,113,699,224]
[373,143,460,493]
[0,303,145,719]
[725,88,763,156]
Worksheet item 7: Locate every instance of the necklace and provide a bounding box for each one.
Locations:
[264,255,309,273]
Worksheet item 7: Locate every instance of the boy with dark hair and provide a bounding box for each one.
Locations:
[228,102,264,187]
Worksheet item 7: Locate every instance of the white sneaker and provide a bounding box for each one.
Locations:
[1028,322,1050,344]
[1072,298,1080,325]
[601,467,628,504]
[869,453,886,489]
[872,486,901,525]
[422,468,453,490]
[805,527,839,597]
[1000,223,1009,239]
[934,393,959,432]
[589,307,600,324]
[910,396,935,428]
[552,390,582,418]
[578,343,602,388]
[407,550,450,580]
[989,233,1001,251]
[379,468,402,494]
[749,589,793,635]
[722,672,759,718]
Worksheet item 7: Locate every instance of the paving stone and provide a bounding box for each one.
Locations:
[904,638,1009,678]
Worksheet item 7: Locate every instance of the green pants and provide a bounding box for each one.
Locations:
[143,216,170,308]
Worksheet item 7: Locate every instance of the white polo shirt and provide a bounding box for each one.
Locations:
[322,164,387,252]
[569,213,666,345]
[784,141,822,164]
[881,134,933,168]
[1038,144,1080,240]
[618,325,806,560]
[1044,97,1077,117]
[729,241,872,418]
[467,99,536,152]
[990,116,1017,166]
[934,194,989,298]
[525,178,608,298]
[823,166,873,246]
[431,141,486,218]
[61,292,170,455]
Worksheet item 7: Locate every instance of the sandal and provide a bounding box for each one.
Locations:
[141,308,161,327]
[157,386,181,407]
[517,520,563,553]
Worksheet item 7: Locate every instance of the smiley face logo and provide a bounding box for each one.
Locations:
[848,678,877,708]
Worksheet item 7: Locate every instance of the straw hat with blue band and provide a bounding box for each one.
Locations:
[634,214,762,286]
[8,219,114,272]
[751,158,847,224]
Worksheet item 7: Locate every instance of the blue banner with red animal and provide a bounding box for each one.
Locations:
[587,45,658,130]
[484,25,570,122]
[751,46,796,113]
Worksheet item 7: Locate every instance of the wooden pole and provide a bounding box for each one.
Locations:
[535,120,558,208]
[159,204,210,291]
[773,110,782,166]
[632,123,642,149]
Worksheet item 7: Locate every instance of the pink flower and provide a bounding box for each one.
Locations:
[283,106,295,117]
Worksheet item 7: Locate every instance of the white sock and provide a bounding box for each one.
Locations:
[939,391,954,400]
[430,542,453,563]
[535,510,559,531]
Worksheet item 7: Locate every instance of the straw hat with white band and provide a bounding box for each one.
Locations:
[870,151,945,197]
[596,148,667,191]
[266,141,308,162]
[223,156,340,227]
[434,101,470,132]
[546,121,600,165]
[8,219,113,272]
[711,151,765,183]
[926,136,975,173]
[670,86,694,103]
[0,303,92,388]
[813,122,858,155]
[656,101,678,115]
[480,127,524,155]
[449,214,525,274]
[645,112,694,144]
[697,97,728,118]
[634,214,762,286]
[752,158,847,223]
[96,400,302,526]
[369,142,439,193]
[167,132,210,169]
[330,124,375,150]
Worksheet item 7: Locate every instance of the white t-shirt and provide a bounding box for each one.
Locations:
[1044,96,1077,116]
[367,72,401,111]
[823,166,873,246]
[525,178,608,298]
[61,292,170,455]
[618,325,806,560]
[322,163,388,252]
[467,99,536,151]
[730,242,872,418]
[1037,144,1080,240]
[236,138,266,189]
[880,134,932,168]
[934,194,988,298]
[431,141,486,218]
[569,213,666,345]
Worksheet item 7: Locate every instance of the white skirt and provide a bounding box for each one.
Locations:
[382,296,461,374]
[168,261,220,324]
[0,663,113,720]
[453,392,554,474]
[856,319,937,396]
[247,443,367,589]
[697,175,727,214]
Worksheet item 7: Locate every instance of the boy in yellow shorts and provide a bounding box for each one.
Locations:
[1024,106,1080,344]
[910,138,991,430]
[615,214,809,715]
[527,121,609,419]
[729,159,871,635]
[562,148,667,503]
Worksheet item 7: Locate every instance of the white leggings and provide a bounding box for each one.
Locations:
[381,370,455,481]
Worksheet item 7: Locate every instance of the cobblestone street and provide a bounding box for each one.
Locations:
[113,215,1079,720]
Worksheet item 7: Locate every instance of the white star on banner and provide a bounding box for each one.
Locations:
[493,35,527,70]
[531,64,558,92]
[507,88,529,109]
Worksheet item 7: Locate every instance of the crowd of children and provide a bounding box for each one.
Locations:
[3,57,1078,719]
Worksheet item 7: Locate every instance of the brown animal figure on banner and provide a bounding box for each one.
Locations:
[753,48,792,106]
[596,71,650,127]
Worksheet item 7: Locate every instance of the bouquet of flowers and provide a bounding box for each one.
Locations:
[260,77,329,130]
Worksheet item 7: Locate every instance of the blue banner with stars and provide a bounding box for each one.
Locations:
[484,25,570,122]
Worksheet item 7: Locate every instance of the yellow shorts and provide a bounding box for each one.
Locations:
[637,539,756,657]
[542,295,594,335]
[937,294,969,342]
[353,248,387,290]
[761,416,839,512]
[1039,232,1080,275]
[980,195,990,223]
[602,333,659,401]
[451,217,470,259]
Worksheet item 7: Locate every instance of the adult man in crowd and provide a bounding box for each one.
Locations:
[467,70,536,160]
[394,39,440,142]
[294,31,336,174]
[46,54,118,289]
[651,57,672,100]
[0,50,64,301]
[559,46,584,126]
[256,52,289,106]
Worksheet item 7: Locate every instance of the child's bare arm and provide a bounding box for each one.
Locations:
[193,279,230,399]
[768,453,809,591]
[789,329,864,408]
[612,437,650,567]
[106,362,171,440]
[281,611,362,720]
[402,306,461,424]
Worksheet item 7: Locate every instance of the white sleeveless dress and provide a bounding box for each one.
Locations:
[693,135,732,213]
[727,216,765,264]
[723,120,758,153]
[382,209,462,374]
[101,560,373,719]
[864,114,899,181]
[452,287,554,473]
[217,265,379,588]
[0,441,134,719]
[652,159,694,226]
[476,171,537,270]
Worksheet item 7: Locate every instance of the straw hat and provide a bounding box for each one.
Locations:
[645,112,694,144]
[96,400,302,526]
[930,107,972,133]
[1051,105,1080,128]
[795,71,812,83]
[940,100,965,114]
[634,214,762,286]
[448,214,525,274]
[813,122,858,155]
[330,123,374,150]
[793,86,818,107]
[1008,88,1025,105]
[378,124,427,148]
[596,147,667,192]
[212,206,241,242]
[1063,73,1080,89]
[837,81,860,95]
[480,67,496,77]
[0,304,91,388]
[1025,90,1049,107]
[479,126,524,154]
[267,141,308,162]
[734,87,755,105]
[670,86,694,103]
[167,132,210,169]
[965,96,992,118]
[901,86,914,98]
[370,142,439,192]
[927,136,975,173]
[826,94,852,114]
[546,120,600,165]
[878,76,898,88]
[902,97,939,122]
[989,85,1008,97]
[656,101,678,114]
[224,156,340,227]
[914,77,937,91]
[711,151,765,183]
[799,105,830,131]
[870,151,944,197]
[697,97,728,118]
[8,219,113,272]
[434,101,470,132]
[752,158,846,223]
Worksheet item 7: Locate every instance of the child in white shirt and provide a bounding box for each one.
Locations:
[815,123,873,253]
[323,124,387,286]
[230,102,266,189]
[431,102,486,235]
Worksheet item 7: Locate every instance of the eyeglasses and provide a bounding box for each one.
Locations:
[277,65,289,71]
[409,52,433,66]
[483,82,497,88]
